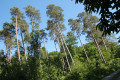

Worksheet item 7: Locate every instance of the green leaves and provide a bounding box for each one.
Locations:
[75,0,120,35]
[46,4,64,22]
[10,7,23,18]
[24,5,41,23]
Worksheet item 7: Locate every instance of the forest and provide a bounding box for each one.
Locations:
[0,2,120,80]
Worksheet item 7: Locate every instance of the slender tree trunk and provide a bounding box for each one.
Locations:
[5,39,8,61]
[101,37,108,51]
[16,15,20,63]
[26,42,29,60]
[43,38,48,60]
[88,26,106,63]
[9,46,11,63]
[52,34,59,56]
[56,22,74,64]
[59,33,71,71]
[76,32,89,61]
[57,36,66,73]
[56,35,61,51]
[20,30,26,58]
[54,41,58,54]
[56,34,66,68]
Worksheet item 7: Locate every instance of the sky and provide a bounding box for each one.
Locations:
[0,0,119,53]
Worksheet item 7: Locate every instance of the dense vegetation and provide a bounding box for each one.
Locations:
[0,4,120,80]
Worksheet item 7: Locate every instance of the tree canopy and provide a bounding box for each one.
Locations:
[75,0,120,35]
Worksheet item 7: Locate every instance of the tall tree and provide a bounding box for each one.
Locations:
[46,4,74,64]
[46,20,59,56]
[0,22,15,63]
[10,7,23,62]
[78,12,106,63]
[68,19,89,61]
[24,5,41,57]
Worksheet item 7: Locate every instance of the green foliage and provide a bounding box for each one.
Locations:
[10,7,23,18]
[46,4,64,22]
[66,31,78,46]
[24,5,41,23]
[75,0,120,35]
[0,4,120,80]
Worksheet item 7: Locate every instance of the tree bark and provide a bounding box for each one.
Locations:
[77,31,89,61]
[5,39,8,62]
[56,34,66,69]
[101,37,108,51]
[52,34,59,55]
[88,26,106,63]
[56,22,74,64]
[16,15,20,63]
[26,42,29,60]
[59,33,71,71]
[9,46,11,63]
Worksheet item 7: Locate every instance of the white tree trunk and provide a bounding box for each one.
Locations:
[56,22,74,64]
[16,15,20,63]
[89,26,106,63]
[77,32,89,61]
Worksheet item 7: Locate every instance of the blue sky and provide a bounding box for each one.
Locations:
[0,0,119,53]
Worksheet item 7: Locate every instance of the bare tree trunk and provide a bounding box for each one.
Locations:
[88,26,106,63]
[56,22,74,64]
[56,35,66,69]
[77,32,89,61]
[16,15,20,63]
[9,46,11,63]
[52,34,59,56]
[54,41,58,54]
[101,37,108,51]
[26,42,28,60]
[56,35,61,51]
[59,34,71,71]
[43,38,48,60]
[5,40,8,61]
